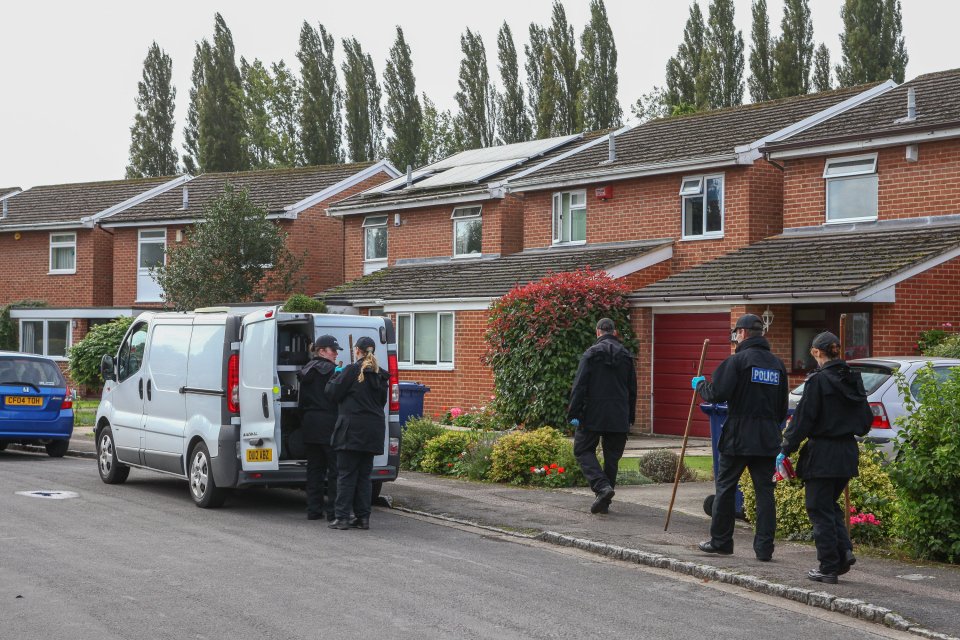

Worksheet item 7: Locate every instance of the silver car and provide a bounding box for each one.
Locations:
[788,357,960,459]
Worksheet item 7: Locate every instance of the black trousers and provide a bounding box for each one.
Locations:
[334,450,375,520]
[710,454,776,556]
[573,429,628,494]
[305,442,337,517]
[805,477,853,573]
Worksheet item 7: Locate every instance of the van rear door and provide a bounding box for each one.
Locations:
[238,308,280,472]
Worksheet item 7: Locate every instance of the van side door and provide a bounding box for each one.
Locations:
[238,309,280,471]
[141,320,191,475]
[111,321,150,463]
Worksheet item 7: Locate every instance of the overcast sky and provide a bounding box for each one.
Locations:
[0,0,956,189]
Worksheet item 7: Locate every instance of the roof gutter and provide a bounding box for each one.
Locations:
[0,221,88,232]
[101,211,294,229]
[764,121,960,159]
[631,290,855,307]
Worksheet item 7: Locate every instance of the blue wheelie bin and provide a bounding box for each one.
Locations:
[699,402,746,520]
[398,381,430,428]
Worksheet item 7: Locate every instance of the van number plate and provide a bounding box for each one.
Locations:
[5,396,42,406]
[246,448,273,462]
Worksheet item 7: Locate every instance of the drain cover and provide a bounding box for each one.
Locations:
[15,490,79,500]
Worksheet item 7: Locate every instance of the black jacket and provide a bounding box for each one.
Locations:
[781,359,872,479]
[297,358,339,444]
[696,336,788,456]
[326,361,389,454]
[568,334,637,432]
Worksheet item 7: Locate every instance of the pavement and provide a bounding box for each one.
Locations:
[16,428,959,639]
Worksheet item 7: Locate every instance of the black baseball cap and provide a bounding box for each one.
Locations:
[355,336,376,351]
[811,331,840,351]
[734,314,764,331]
[315,335,342,351]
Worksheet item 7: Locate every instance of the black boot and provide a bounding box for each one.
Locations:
[328,518,350,530]
[349,517,370,530]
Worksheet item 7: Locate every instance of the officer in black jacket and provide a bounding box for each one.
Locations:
[568,318,637,514]
[693,313,788,560]
[325,336,389,530]
[298,335,342,521]
[781,331,872,584]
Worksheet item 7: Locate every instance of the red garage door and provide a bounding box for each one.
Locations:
[653,313,731,437]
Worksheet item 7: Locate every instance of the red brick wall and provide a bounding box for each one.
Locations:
[630,307,653,434]
[0,228,107,307]
[783,139,960,228]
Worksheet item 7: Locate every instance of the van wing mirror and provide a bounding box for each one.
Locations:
[100,354,116,381]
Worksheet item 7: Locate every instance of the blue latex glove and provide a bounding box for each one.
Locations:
[691,375,705,390]
[334,366,343,373]
[776,453,786,467]
[569,418,580,428]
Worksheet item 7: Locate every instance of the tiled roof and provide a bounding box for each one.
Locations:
[511,84,876,187]
[0,176,173,229]
[0,187,20,199]
[767,69,960,148]
[631,220,960,302]
[323,239,672,303]
[104,163,376,224]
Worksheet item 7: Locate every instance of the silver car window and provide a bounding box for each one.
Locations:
[909,366,956,401]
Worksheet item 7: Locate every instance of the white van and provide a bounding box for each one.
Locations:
[94,307,401,508]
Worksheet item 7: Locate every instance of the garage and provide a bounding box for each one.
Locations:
[652,312,731,437]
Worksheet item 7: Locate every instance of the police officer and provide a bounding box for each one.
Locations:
[298,335,342,521]
[780,331,872,584]
[568,318,637,514]
[692,313,788,560]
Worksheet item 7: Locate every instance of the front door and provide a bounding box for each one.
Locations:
[137,229,166,303]
[238,309,279,472]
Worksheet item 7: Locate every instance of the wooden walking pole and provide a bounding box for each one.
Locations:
[839,314,853,536]
[665,338,710,531]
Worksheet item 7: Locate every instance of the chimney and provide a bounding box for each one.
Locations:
[405,164,413,187]
[907,87,916,121]
[608,134,617,163]
[182,186,189,210]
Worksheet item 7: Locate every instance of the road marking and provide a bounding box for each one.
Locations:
[15,490,79,500]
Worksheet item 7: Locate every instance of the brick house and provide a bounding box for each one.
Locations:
[632,68,960,435]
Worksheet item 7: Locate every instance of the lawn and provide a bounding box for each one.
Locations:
[619,455,714,481]
[73,399,98,428]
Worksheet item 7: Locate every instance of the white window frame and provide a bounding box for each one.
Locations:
[451,206,483,258]
[680,173,725,240]
[19,319,73,361]
[552,190,587,245]
[138,228,166,270]
[396,311,454,370]
[363,215,388,273]
[823,153,879,224]
[49,232,77,274]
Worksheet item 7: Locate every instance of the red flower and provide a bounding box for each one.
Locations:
[558,467,565,473]
[545,469,552,475]
[447,463,453,467]
[550,463,559,469]
[530,466,537,473]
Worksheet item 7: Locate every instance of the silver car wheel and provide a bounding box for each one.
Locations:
[99,433,114,475]
[190,449,209,501]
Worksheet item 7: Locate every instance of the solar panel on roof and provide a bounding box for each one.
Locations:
[363,170,434,194]
[409,160,522,189]
[425,135,579,170]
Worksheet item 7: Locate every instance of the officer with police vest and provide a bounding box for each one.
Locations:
[691,313,788,561]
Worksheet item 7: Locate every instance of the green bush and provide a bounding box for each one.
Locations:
[488,427,583,486]
[636,449,696,483]
[451,406,511,431]
[483,269,636,429]
[925,333,960,358]
[400,417,446,471]
[67,317,134,389]
[890,367,960,562]
[453,434,499,480]
[741,444,897,543]
[282,293,327,313]
[420,430,481,475]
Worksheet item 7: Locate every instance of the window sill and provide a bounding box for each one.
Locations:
[679,233,724,242]
[48,270,76,275]
[398,363,455,372]
[451,253,483,260]
[551,240,587,247]
[363,259,387,275]
[824,216,878,225]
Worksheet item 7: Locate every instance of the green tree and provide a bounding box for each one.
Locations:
[748,0,775,102]
[836,0,908,86]
[269,60,301,167]
[547,0,581,134]
[126,42,178,178]
[772,0,814,98]
[665,2,708,110]
[454,28,497,150]
[495,22,531,144]
[630,86,669,122]
[342,38,383,163]
[182,41,209,175]
[419,94,458,164]
[240,57,277,169]
[579,0,622,130]
[525,23,558,139]
[384,26,423,170]
[704,0,744,108]
[67,317,134,388]
[298,21,343,166]
[153,186,305,310]
[812,43,832,92]
[198,13,248,172]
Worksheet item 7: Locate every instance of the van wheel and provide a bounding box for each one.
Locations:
[46,439,70,458]
[189,443,227,508]
[97,426,130,484]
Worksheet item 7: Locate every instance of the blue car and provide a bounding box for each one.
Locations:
[0,351,74,457]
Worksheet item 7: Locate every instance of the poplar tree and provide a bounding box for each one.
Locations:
[126,42,178,178]
[298,22,343,166]
[812,44,832,92]
[496,22,531,144]
[772,0,814,98]
[547,1,581,134]
[240,58,275,169]
[836,0,908,86]
[665,2,708,110]
[748,0,774,103]
[454,29,497,150]
[342,38,384,162]
[420,94,458,164]
[579,0,622,130]
[384,27,423,169]
[269,61,300,167]
[525,23,558,139]
[199,13,248,172]
[182,41,209,175]
[704,0,744,108]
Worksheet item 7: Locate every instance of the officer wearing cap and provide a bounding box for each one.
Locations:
[692,313,788,560]
[299,335,342,521]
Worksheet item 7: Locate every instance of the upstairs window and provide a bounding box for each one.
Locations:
[824,154,878,222]
[681,174,723,239]
[452,206,482,257]
[552,191,586,244]
[49,232,76,273]
[363,215,387,274]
